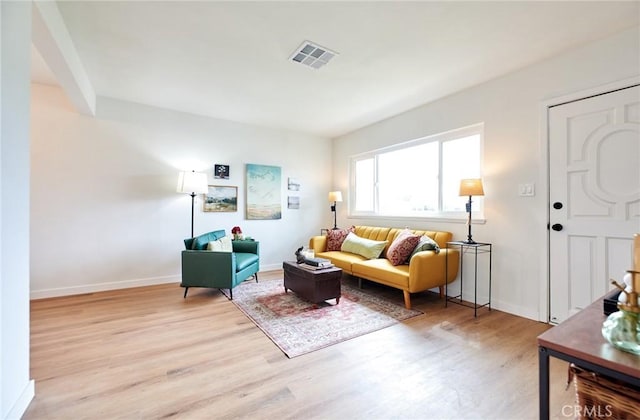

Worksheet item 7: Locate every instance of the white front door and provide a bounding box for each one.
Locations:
[549,85,640,324]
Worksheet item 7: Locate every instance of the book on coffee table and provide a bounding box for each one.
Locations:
[298,262,334,270]
[304,257,332,267]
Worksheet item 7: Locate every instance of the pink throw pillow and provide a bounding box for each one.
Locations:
[326,226,355,251]
[387,229,421,266]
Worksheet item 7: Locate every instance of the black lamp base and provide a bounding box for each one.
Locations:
[190,192,196,238]
[464,195,475,244]
[331,202,338,229]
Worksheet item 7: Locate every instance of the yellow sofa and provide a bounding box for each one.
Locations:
[309,226,459,309]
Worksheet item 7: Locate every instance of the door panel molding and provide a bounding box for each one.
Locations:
[538,75,640,323]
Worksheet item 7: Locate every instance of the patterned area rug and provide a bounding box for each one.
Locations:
[228,279,423,358]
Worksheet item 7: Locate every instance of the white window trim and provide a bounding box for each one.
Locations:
[348,123,485,222]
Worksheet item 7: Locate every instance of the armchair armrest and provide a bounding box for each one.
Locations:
[181,250,236,285]
[232,240,259,255]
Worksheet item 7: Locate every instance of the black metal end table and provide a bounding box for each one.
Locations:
[445,241,492,317]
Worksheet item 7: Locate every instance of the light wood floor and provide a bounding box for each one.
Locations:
[25,270,576,419]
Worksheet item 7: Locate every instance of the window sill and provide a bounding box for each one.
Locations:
[347,214,486,225]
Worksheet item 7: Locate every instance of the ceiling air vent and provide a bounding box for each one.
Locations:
[289,40,338,70]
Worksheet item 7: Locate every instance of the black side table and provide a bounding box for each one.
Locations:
[445,241,492,317]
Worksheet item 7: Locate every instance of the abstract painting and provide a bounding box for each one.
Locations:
[246,164,281,219]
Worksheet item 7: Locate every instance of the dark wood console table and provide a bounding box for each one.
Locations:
[537,297,640,420]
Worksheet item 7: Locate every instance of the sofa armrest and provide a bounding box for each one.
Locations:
[232,240,259,255]
[309,235,327,253]
[407,248,459,292]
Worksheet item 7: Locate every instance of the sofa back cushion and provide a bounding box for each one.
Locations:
[353,226,391,242]
[186,230,227,250]
[423,231,452,248]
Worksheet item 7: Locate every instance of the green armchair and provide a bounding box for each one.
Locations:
[181,230,259,299]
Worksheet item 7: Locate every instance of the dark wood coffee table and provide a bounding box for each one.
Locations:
[283,261,342,304]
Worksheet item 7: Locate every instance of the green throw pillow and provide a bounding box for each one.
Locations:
[340,232,388,259]
[409,235,441,261]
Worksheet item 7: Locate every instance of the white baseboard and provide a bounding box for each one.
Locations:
[5,379,34,420]
[30,265,284,300]
[259,263,281,272]
[490,299,539,322]
[443,286,539,322]
[30,275,181,300]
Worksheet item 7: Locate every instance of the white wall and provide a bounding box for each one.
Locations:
[333,26,640,320]
[30,86,333,298]
[1,2,35,419]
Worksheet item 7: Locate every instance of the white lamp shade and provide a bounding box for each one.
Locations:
[328,191,343,202]
[177,171,208,194]
[459,179,484,197]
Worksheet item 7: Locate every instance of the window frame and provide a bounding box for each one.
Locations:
[348,123,484,222]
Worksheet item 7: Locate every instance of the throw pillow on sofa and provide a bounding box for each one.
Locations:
[387,229,421,266]
[326,226,355,251]
[408,235,441,261]
[340,232,387,259]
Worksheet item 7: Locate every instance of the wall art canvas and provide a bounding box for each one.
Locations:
[203,185,237,212]
[246,164,281,220]
[214,164,230,179]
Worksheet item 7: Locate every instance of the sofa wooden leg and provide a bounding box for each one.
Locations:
[183,287,189,298]
[439,286,444,298]
[403,290,411,310]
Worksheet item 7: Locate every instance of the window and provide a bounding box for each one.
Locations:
[350,123,483,219]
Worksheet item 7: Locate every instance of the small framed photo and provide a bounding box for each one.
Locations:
[288,196,300,209]
[203,185,237,212]
[288,177,300,191]
[214,164,230,179]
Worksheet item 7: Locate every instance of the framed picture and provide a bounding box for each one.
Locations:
[246,164,281,220]
[288,177,300,191]
[203,185,237,212]
[288,196,300,209]
[214,164,230,179]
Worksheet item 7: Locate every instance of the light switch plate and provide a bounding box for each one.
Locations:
[519,183,535,196]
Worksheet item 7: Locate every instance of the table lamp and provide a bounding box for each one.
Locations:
[459,178,484,244]
[328,191,342,230]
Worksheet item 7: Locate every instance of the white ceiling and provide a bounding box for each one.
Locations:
[31,1,640,138]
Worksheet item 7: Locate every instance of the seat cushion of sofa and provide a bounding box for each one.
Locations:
[316,251,367,272]
[352,259,410,289]
[235,252,259,271]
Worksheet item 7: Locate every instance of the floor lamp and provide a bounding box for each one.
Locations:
[328,191,342,230]
[177,170,209,238]
[459,178,484,244]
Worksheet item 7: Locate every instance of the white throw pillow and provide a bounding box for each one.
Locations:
[207,235,233,252]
